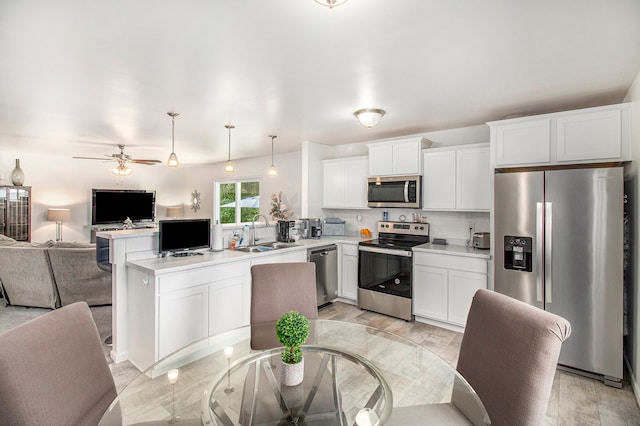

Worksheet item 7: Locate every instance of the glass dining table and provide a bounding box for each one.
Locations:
[99,319,489,425]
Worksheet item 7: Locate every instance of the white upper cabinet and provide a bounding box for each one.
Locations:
[490,103,631,168]
[495,119,551,166]
[422,143,490,211]
[322,156,368,209]
[367,137,432,176]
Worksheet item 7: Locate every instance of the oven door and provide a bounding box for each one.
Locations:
[358,246,413,298]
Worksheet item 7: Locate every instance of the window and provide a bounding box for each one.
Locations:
[215,178,260,225]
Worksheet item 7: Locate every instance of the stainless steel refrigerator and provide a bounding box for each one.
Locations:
[494,166,623,387]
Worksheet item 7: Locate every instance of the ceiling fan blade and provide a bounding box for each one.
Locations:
[131,159,162,164]
[73,156,113,161]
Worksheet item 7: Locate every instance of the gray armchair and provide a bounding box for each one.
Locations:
[388,289,571,425]
[0,302,117,425]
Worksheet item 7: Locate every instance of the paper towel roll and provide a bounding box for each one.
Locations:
[212,223,224,251]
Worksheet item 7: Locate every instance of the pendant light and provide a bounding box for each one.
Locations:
[167,112,179,168]
[268,135,277,177]
[224,124,235,173]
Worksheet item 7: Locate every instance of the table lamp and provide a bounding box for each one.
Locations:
[166,206,183,219]
[47,208,71,241]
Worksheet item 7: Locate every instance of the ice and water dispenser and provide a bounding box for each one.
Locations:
[503,236,533,272]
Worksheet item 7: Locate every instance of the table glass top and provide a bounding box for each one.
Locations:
[100,319,489,425]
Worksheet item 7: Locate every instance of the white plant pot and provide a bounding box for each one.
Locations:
[281,357,304,386]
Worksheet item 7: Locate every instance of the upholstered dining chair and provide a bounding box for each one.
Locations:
[388,289,571,426]
[0,301,117,425]
[245,262,344,424]
[249,262,318,349]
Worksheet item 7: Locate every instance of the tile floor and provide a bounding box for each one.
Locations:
[1,301,639,425]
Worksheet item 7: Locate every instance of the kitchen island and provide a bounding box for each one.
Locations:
[97,228,361,368]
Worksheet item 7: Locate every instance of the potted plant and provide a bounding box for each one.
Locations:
[275,310,310,386]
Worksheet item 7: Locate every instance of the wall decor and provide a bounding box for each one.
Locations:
[11,159,25,186]
[191,189,201,212]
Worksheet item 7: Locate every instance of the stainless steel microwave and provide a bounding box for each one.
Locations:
[367,175,421,208]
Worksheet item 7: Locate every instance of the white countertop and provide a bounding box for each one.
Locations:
[413,242,491,259]
[126,235,365,275]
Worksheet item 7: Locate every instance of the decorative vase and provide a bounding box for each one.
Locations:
[281,358,304,386]
[11,159,24,186]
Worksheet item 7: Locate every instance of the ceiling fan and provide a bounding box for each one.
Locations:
[73,144,161,176]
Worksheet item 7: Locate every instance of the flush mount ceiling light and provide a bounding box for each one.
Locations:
[268,135,277,177]
[167,112,179,168]
[314,0,348,9]
[224,124,235,173]
[354,108,386,128]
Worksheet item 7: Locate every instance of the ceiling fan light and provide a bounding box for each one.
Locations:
[224,160,235,173]
[112,164,132,176]
[314,0,348,9]
[354,108,386,128]
[268,165,277,176]
[167,152,179,168]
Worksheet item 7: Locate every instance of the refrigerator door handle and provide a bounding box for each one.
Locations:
[536,202,544,303]
[545,202,553,304]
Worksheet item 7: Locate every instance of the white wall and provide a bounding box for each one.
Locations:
[183,150,303,245]
[0,151,184,243]
[623,69,640,400]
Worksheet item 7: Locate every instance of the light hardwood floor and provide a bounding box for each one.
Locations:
[1,301,639,425]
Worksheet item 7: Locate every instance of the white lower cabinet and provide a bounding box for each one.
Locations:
[339,243,358,302]
[127,260,251,370]
[413,252,487,328]
[159,284,209,359]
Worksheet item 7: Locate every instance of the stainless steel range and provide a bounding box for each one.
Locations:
[358,221,429,321]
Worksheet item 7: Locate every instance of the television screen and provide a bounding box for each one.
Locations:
[159,219,211,254]
[92,189,156,226]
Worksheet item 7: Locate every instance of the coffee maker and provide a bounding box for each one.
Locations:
[276,220,295,242]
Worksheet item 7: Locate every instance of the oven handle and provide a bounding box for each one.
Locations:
[358,246,413,257]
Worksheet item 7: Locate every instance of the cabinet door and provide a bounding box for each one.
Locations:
[496,119,550,166]
[368,143,393,176]
[413,265,448,321]
[159,284,208,359]
[456,146,490,211]
[447,270,486,326]
[392,140,421,175]
[422,150,456,209]
[322,160,345,208]
[345,157,368,208]
[209,274,249,336]
[340,253,358,301]
[556,109,621,162]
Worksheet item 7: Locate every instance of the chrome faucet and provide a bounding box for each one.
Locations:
[250,214,270,246]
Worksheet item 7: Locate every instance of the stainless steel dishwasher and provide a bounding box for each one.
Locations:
[308,245,338,307]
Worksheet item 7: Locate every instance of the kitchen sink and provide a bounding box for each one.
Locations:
[233,241,300,253]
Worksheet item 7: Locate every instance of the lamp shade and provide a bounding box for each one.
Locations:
[166,206,183,218]
[47,208,71,222]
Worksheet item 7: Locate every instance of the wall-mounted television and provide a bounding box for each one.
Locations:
[92,189,156,226]
[159,219,211,256]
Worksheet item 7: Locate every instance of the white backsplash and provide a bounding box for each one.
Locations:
[322,208,489,246]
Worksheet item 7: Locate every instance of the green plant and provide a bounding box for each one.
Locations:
[275,311,310,364]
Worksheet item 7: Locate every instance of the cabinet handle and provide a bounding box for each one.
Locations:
[143,276,149,285]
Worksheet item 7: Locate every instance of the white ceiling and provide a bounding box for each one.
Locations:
[1,0,639,166]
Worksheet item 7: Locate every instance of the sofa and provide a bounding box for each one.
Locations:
[0,235,111,309]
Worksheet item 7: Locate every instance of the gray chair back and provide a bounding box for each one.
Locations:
[457,289,571,426]
[249,262,318,350]
[0,302,117,425]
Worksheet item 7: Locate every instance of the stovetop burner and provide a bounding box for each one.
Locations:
[359,221,430,250]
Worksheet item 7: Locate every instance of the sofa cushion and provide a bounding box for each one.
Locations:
[47,245,112,306]
[0,245,59,308]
